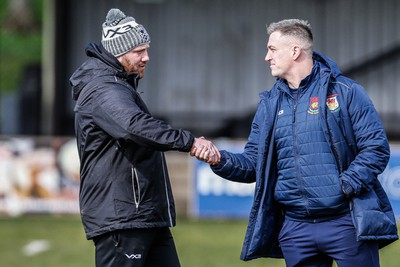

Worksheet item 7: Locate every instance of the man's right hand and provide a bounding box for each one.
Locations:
[190,137,221,165]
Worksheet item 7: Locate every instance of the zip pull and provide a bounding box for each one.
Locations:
[292,90,299,123]
[131,167,140,209]
[293,103,297,123]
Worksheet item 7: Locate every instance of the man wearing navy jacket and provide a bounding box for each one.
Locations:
[204,19,398,267]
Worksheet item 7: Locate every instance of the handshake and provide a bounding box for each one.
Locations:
[190,137,221,165]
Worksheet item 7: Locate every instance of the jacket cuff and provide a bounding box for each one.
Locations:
[184,134,195,152]
[341,180,354,198]
[210,151,227,170]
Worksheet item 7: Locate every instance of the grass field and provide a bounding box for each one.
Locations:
[0,215,398,267]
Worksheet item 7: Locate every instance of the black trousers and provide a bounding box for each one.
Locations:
[93,227,181,267]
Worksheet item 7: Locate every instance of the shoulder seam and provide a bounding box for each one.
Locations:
[331,80,351,89]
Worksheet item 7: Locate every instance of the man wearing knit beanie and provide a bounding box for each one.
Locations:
[101,8,150,58]
[101,8,151,78]
[70,8,220,267]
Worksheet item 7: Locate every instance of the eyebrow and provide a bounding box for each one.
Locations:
[133,45,150,52]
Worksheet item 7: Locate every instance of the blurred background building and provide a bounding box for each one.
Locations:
[1,0,400,218]
[1,0,400,139]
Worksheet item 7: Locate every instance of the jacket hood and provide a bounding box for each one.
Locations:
[70,43,139,100]
[312,50,342,79]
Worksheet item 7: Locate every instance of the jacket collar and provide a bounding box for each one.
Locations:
[260,51,342,100]
[85,43,141,89]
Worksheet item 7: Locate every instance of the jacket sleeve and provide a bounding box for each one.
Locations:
[339,82,390,197]
[211,102,265,183]
[91,83,194,152]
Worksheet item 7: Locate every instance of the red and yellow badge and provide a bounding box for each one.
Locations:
[327,94,340,112]
[307,97,319,114]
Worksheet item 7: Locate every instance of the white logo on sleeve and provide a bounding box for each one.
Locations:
[125,254,142,259]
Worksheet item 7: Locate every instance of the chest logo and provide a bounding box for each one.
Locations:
[327,94,340,112]
[307,97,319,114]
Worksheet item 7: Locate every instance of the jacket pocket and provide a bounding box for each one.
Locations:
[131,167,141,209]
[351,186,397,243]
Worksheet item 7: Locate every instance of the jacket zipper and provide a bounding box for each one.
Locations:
[161,155,173,227]
[292,91,309,215]
[131,166,141,209]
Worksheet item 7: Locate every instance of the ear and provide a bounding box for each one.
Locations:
[291,45,301,60]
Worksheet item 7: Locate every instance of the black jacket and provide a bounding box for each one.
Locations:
[70,43,194,239]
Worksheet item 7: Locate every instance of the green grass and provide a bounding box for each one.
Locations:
[0,215,398,267]
[0,215,93,267]
[172,219,284,267]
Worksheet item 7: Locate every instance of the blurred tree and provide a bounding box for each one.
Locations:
[3,0,39,33]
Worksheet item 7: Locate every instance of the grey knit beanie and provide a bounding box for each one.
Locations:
[101,8,150,57]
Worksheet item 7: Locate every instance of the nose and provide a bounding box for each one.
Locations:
[265,51,271,62]
[142,51,150,62]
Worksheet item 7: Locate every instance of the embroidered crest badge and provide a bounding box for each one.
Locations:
[307,97,319,114]
[327,94,340,112]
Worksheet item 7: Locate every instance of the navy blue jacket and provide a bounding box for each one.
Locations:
[70,43,194,239]
[212,51,398,261]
